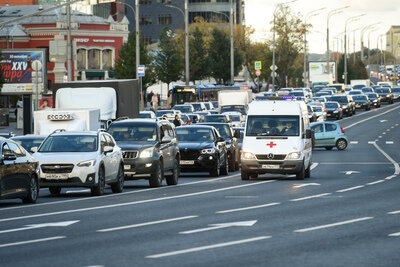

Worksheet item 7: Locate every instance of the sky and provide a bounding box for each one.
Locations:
[245,0,400,54]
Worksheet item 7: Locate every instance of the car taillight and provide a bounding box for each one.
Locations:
[340,126,344,133]
[324,109,327,113]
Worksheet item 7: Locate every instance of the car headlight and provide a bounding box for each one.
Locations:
[77,160,96,167]
[140,147,154,158]
[334,110,339,113]
[242,152,256,160]
[373,100,378,102]
[201,148,215,154]
[342,105,348,108]
[286,152,301,160]
[386,94,391,97]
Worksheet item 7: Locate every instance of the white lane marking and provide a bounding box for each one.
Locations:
[179,220,257,234]
[310,162,319,170]
[294,217,373,233]
[350,141,358,144]
[389,232,400,237]
[65,189,90,194]
[319,162,391,165]
[146,236,271,258]
[0,180,275,223]
[378,136,382,139]
[382,132,386,135]
[0,174,242,212]
[386,129,391,132]
[368,141,376,144]
[385,175,396,180]
[216,202,280,214]
[0,220,79,234]
[366,180,385,185]
[336,185,365,193]
[340,171,360,175]
[373,143,400,175]
[386,141,394,144]
[388,210,400,215]
[290,193,331,202]
[380,120,388,122]
[391,126,395,129]
[97,216,198,233]
[293,183,320,188]
[0,236,66,248]
[396,124,399,126]
[344,105,400,130]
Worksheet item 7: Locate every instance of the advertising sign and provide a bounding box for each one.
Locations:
[1,49,46,93]
[309,61,336,84]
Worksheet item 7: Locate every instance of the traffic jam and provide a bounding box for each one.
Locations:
[1,80,398,204]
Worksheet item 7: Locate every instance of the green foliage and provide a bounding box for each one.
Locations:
[154,27,183,88]
[337,56,368,83]
[189,27,209,82]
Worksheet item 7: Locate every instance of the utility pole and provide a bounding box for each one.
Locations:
[66,0,72,81]
[230,0,234,85]
[185,0,189,85]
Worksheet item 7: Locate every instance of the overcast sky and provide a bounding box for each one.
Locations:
[245,0,400,54]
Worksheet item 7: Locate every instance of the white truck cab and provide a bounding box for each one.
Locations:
[241,100,313,180]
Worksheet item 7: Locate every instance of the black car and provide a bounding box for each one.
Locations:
[11,135,46,154]
[329,95,355,116]
[199,122,240,171]
[375,87,394,104]
[107,119,180,188]
[0,139,39,203]
[365,93,381,108]
[325,101,343,120]
[175,125,228,177]
[352,95,371,110]
[233,127,244,163]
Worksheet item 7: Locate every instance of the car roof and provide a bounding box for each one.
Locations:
[176,125,215,130]
[111,119,157,125]
[50,131,99,136]
[198,122,230,126]
[11,135,46,139]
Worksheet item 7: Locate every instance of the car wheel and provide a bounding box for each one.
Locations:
[221,154,229,175]
[166,157,179,186]
[210,157,220,177]
[149,160,163,187]
[241,169,250,180]
[325,147,333,150]
[296,164,305,180]
[111,164,124,193]
[336,139,348,150]
[91,167,105,196]
[234,152,240,171]
[49,186,62,195]
[305,163,311,178]
[228,153,235,172]
[22,175,39,204]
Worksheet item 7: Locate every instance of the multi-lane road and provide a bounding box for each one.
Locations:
[1,102,400,267]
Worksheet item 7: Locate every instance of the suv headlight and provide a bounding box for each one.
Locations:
[242,152,256,160]
[286,152,301,160]
[201,148,215,154]
[140,147,154,158]
[386,94,391,97]
[78,160,96,167]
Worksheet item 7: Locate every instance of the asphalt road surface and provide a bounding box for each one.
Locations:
[1,102,400,267]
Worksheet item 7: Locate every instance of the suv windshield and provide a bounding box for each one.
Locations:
[204,124,232,139]
[375,88,390,93]
[246,115,299,136]
[204,115,228,123]
[366,93,378,99]
[220,105,246,115]
[156,110,174,117]
[325,102,339,108]
[352,95,367,100]
[330,96,348,103]
[191,103,203,111]
[39,135,98,152]
[108,124,157,142]
[175,128,215,142]
[173,105,192,113]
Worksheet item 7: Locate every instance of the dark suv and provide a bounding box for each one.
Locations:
[107,119,180,188]
[330,95,355,116]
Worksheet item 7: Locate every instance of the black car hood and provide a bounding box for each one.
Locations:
[115,141,155,151]
[178,141,215,150]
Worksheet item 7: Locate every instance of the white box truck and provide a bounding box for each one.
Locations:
[218,89,252,115]
[350,79,370,88]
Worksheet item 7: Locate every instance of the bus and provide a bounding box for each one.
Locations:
[167,85,244,108]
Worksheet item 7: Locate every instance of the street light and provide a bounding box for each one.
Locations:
[303,7,326,87]
[164,1,189,85]
[326,6,349,82]
[344,14,366,84]
[360,22,381,61]
[272,0,297,89]
[367,27,379,76]
[351,27,362,64]
[378,34,386,65]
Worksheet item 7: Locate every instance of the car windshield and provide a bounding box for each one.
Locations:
[362,88,373,92]
[391,88,400,92]
[349,91,362,95]
[366,94,378,99]
[352,95,367,100]
[39,135,98,153]
[312,106,323,112]
[204,115,227,123]
[175,128,215,142]
[211,101,218,108]
[289,92,304,96]
[229,115,241,121]
[108,124,157,142]
[330,96,348,103]
[191,103,203,111]
[156,110,174,117]
[375,88,390,93]
[140,112,152,118]
[173,105,192,113]
[246,115,299,136]
[13,138,45,152]
[205,124,232,139]
[220,105,246,115]
[203,103,211,109]
[325,102,339,108]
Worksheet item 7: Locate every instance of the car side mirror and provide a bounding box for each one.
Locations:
[305,129,312,139]
[217,137,225,142]
[234,129,241,139]
[3,153,17,161]
[31,147,38,153]
[161,136,172,144]
[103,146,113,153]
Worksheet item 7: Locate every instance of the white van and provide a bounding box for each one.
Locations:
[241,100,313,180]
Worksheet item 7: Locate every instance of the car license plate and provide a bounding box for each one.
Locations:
[124,165,131,170]
[180,160,194,165]
[44,173,69,179]
[262,164,279,169]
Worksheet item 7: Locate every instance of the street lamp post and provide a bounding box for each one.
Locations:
[327,6,349,84]
[66,0,72,82]
[360,22,380,62]
[344,14,365,84]
[367,28,378,78]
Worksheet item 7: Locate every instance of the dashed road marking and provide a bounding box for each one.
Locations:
[294,217,373,233]
[366,180,385,185]
[0,236,66,248]
[290,193,331,202]
[336,185,364,193]
[389,232,400,237]
[350,141,358,144]
[386,141,394,144]
[368,141,376,144]
[216,202,280,214]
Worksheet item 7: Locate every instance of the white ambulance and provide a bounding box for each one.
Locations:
[241,99,313,180]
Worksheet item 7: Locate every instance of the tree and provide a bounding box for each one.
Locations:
[154,27,183,90]
[189,27,209,82]
[114,32,156,91]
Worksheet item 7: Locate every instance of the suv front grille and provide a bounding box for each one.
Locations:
[256,154,286,160]
[123,151,138,159]
[41,164,74,173]
[180,149,200,160]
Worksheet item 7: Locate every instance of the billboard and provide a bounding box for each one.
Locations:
[309,61,336,84]
[1,49,46,93]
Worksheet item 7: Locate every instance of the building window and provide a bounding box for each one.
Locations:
[140,0,152,4]
[158,14,172,25]
[143,36,152,45]
[77,49,87,69]
[140,15,152,25]
[88,49,101,69]
[102,49,113,70]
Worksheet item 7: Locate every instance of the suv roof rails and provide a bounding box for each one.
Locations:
[115,116,130,121]
[50,129,66,135]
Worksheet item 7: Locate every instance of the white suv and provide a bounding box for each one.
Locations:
[33,130,124,196]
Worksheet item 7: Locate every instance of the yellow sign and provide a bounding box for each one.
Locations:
[255,61,262,70]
